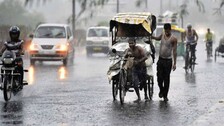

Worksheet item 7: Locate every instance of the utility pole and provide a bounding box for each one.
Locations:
[117,0,119,13]
[72,0,76,37]
[160,0,163,15]
[145,0,148,11]
[169,0,171,10]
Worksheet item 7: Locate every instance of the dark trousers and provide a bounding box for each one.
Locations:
[157,57,172,98]
[132,66,146,88]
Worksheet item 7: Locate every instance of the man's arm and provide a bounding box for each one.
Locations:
[0,43,6,55]
[151,34,162,41]
[205,33,208,42]
[137,47,148,63]
[193,29,199,42]
[172,37,177,71]
[183,31,186,42]
[124,48,129,58]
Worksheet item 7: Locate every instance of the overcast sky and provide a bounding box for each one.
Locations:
[25,0,220,23]
[1,0,223,38]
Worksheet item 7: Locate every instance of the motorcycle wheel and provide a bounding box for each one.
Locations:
[112,80,118,101]
[119,70,126,104]
[3,76,11,101]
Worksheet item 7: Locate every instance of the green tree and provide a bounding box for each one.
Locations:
[179,2,189,28]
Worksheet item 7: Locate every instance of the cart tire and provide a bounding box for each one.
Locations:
[147,76,154,100]
[185,66,189,73]
[119,70,126,104]
[112,80,118,101]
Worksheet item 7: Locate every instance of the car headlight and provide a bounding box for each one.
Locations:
[3,58,14,64]
[55,44,68,51]
[30,43,38,50]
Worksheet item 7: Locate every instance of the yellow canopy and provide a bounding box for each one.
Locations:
[110,12,155,34]
[171,25,185,33]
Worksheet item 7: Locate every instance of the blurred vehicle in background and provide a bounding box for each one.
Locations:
[29,23,75,65]
[214,36,224,62]
[85,26,110,57]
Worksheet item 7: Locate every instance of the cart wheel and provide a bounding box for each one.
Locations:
[119,69,126,104]
[147,76,154,100]
[185,66,189,73]
[112,79,118,101]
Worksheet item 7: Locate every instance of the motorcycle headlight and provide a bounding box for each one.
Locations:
[3,58,14,64]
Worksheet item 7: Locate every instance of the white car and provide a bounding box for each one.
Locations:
[29,23,75,65]
[86,26,110,56]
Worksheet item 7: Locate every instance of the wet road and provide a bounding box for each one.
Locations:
[0,43,224,126]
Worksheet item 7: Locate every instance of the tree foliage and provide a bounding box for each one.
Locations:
[0,0,45,27]
[24,0,109,23]
[213,0,224,15]
[136,0,224,14]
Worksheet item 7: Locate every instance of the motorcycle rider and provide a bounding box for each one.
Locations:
[124,38,148,102]
[0,26,24,87]
[205,28,213,56]
[183,24,199,68]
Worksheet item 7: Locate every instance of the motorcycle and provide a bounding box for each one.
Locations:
[0,41,28,101]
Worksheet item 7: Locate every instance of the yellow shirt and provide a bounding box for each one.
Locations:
[205,32,213,41]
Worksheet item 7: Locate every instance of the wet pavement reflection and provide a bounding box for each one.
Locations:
[0,45,223,125]
[185,73,196,83]
[0,101,23,125]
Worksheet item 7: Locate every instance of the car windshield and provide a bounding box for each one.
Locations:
[35,26,66,38]
[88,28,108,37]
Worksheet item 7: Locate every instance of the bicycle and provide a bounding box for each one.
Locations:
[184,42,197,73]
[206,41,213,59]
